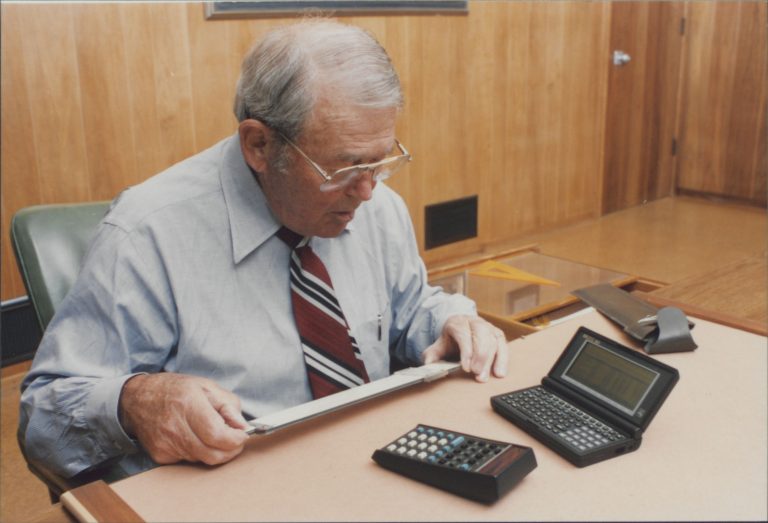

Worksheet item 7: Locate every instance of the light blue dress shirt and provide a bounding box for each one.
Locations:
[18,133,476,479]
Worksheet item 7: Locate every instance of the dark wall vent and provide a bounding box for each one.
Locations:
[424,195,478,250]
[1,297,42,366]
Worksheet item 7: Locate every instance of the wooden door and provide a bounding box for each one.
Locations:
[675,1,767,205]
[602,1,685,214]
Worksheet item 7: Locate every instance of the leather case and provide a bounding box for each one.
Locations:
[572,283,697,354]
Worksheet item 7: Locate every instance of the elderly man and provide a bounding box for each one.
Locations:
[19,19,508,481]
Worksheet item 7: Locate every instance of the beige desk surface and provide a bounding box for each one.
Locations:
[110,312,767,522]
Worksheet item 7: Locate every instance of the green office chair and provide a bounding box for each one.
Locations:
[11,201,110,331]
[10,200,113,502]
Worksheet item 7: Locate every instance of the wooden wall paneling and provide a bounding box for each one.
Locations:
[118,3,167,184]
[399,15,428,251]
[754,89,768,199]
[517,4,563,233]
[544,4,571,224]
[676,1,767,204]
[649,2,685,202]
[146,4,198,171]
[465,2,507,261]
[602,1,683,214]
[733,1,768,202]
[558,3,611,222]
[410,13,485,264]
[15,5,92,204]
[186,3,251,152]
[2,4,92,301]
[1,6,42,299]
[489,2,608,246]
[501,1,536,237]
[0,2,613,300]
[119,3,200,183]
[73,6,137,199]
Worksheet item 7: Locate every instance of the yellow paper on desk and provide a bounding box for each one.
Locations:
[469,260,561,287]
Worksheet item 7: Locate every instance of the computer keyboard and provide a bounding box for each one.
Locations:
[495,387,627,452]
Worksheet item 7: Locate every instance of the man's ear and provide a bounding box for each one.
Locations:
[238,119,273,174]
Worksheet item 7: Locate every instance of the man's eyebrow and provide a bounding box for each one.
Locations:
[336,152,361,163]
[336,142,395,164]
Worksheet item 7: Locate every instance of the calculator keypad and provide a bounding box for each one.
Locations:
[497,387,626,452]
[383,425,507,471]
[373,424,537,502]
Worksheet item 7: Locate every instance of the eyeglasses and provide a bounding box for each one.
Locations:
[279,133,411,192]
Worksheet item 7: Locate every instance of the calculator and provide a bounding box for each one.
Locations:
[372,424,536,503]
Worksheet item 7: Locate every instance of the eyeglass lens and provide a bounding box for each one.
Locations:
[321,156,409,191]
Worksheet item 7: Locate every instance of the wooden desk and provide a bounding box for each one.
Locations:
[643,254,767,336]
[86,311,766,522]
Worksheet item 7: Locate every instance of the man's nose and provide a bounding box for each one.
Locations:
[345,171,376,201]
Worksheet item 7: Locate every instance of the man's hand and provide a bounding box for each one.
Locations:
[422,315,509,382]
[119,373,250,466]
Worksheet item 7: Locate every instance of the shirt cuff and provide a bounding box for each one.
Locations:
[85,373,147,455]
[431,293,477,341]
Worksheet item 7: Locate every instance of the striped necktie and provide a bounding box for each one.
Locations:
[277,227,370,398]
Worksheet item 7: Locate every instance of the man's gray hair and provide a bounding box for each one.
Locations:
[233,19,403,140]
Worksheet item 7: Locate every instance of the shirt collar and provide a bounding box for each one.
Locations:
[219,133,355,264]
[219,134,281,264]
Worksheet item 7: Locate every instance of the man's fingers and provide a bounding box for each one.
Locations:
[432,315,509,382]
[422,336,447,364]
[203,383,250,429]
[444,316,474,372]
[492,330,509,378]
[467,318,494,382]
[218,403,250,430]
[188,386,249,451]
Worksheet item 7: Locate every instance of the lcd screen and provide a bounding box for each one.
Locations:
[562,340,659,416]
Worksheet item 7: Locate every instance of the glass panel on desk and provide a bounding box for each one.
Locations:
[430,252,629,320]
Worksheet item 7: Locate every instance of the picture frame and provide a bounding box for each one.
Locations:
[204,1,468,19]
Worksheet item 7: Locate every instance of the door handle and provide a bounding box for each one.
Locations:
[612,50,631,66]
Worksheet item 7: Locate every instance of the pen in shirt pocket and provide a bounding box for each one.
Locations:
[377,298,390,341]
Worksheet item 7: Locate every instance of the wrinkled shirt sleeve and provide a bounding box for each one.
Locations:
[385,193,476,365]
[18,219,178,478]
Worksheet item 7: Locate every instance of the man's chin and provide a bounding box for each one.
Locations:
[314,217,352,238]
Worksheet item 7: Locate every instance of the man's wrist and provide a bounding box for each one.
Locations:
[118,373,148,437]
